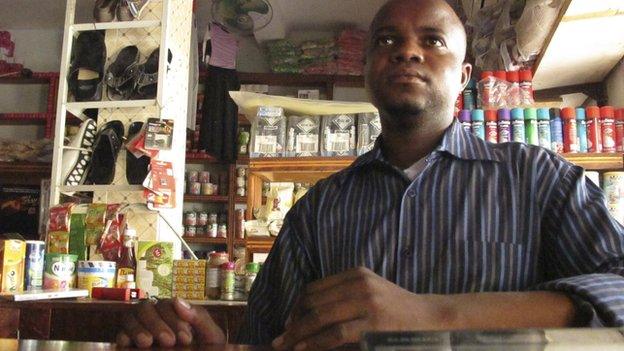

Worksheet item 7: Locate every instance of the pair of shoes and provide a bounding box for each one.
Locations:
[62,118,98,186]
[68,31,106,102]
[85,121,124,185]
[105,46,160,100]
[94,0,134,23]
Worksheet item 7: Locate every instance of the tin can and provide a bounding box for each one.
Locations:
[218,224,228,238]
[187,171,199,183]
[185,226,197,237]
[196,225,205,236]
[601,106,616,153]
[199,171,211,183]
[77,261,116,297]
[43,253,78,290]
[208,213,218,224]
[208,224,218,238]
[198,212,208,226]
[184,211,197,226]
[201,183,214,195]
[236,167,246,177]
[24,240,45,290]
[188,182,201,195]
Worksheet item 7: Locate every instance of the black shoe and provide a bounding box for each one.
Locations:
[68,31,106,102]
[105,45,141,100]
[126,121,150,184]
[134,47,160,99]
[85,120,124,185]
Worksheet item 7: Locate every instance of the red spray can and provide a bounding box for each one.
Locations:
[485,110,498,143]
[561,107,578,153]
[586,106,602,153]
[601,106,616,153]
[616,108,624,152]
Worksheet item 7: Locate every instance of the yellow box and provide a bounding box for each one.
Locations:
[0,240,26,293]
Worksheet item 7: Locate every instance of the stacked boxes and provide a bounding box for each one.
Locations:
[172,259,207,300]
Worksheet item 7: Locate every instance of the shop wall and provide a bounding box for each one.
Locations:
[606,58,624,107]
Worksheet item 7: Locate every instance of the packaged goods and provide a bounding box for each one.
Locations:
[561,108,578,153]
[172,259,206,300]
[84,204,107,246]
[471,109,485,140]
[116,229,137,289]
[524,108,539,146]
[357,112,381,156]
[536,108,551,150]
[77,261,116,296]
[136,241,173,298]
[24,240,45,291]
[603,172,624,225]
[286,115,320,157]
[221,262,235,301]
[46,203,75,254]
[245,262,260,296]
[43,253,77,290]
[68,214,87,260]
[250,106,286,158]
[321,114,356,157]
[0,240,26,293]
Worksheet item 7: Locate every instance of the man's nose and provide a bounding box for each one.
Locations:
[391,40,424,63]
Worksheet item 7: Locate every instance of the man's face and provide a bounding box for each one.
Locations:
[365,0,471,119]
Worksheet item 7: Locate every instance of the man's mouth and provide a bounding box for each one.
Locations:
[386,71,428,84]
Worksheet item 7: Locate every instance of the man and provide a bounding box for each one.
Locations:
[117,0,624,349]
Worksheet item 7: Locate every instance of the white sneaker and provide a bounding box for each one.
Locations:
[62,119,97,186]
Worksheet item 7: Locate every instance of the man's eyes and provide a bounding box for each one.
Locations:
[376,35,395,46]
[425,37,445,48]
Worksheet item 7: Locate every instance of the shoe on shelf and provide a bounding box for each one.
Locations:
[62,118,97,186]
[85,120,125,185]
[125,121,150,185]
[105,45,141,100]
[117,0,135,21]
[94,0,117,22]
[68,31,106,102]
[134,47,160,99]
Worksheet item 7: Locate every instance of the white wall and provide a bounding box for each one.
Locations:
[606,58,624,108]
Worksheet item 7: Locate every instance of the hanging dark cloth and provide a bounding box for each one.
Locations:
[199,65,240,162]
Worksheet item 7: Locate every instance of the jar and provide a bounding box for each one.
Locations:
[197,212,208,226]
[206,252,229,300]
[245,262,260,296]
[184,211,197,226]
[208,213,218,224]
[201,183,213,195]
[184,226,196,237]
[207,223,218,238]
[187,171,199,183]
[195,225,205,236]
[188,182,201,195]
[236,167,246,177]
[236,176,246,188]
[234,273,246,301]
[236,187,246,197]
[218,224,227,238]
[220,262,236,301]
[199,171,210,183]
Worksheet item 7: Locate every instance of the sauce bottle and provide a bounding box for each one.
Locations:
[116,228,137,289]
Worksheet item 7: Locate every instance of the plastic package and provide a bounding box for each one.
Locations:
[286,115,321,157]
[321,114,356,157]
[356,112,381,156]
[250,106,286,158]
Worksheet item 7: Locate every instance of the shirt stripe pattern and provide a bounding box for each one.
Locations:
[238,121,624,344]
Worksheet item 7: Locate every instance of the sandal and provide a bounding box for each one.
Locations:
[125,121,150,184]
[105,45,141,100]
[134,48,159,99]
[68,31,106,102]
[85,121,125,185]
[62,119,98,186]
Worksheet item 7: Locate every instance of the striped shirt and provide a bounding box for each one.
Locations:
[239,120,624,344]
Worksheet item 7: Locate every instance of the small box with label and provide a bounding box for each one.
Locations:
[250,106,286,158]
[321,114,357,157]
[136,241,173,298]
[172,259,206,300]
[286,115,320,157]
[0,240,26,293]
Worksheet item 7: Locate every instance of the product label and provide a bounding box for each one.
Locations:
[116,267,135,287]
[327,132,350,152]
[207,268,220,288]
[255,135,277,154]
[296,134,319,153]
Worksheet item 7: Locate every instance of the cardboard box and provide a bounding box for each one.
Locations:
[0,240,26,293]
[321,114,356,156]
[137,241,173,298]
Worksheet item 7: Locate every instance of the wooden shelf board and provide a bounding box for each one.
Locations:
[185,154,221,164]
[183,237,227,245]
[249,156,356,182]
[234,196,247,204]
[244,236,276,244]
[183,195,229,203]
[562,153,623,170]
[0,161,51,174]
[0,113,52,123]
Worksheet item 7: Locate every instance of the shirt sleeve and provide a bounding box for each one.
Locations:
[535,162,624,327]
[236,193,318,344]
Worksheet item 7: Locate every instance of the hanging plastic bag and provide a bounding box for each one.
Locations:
[514,0,564,63]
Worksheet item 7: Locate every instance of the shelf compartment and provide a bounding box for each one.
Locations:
[184,195,229,203]
[0,162,51,174]
[183,236,227,245]
[249,156,356,183]
[562,153,623,170]
[58,185,144,192]
[65,99,157,115]
[71,20,161,32]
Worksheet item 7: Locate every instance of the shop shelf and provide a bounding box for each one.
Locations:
[65,99,157,116]
[184,194,229,203]
[0,113,52,123]
[183,236,227,245]
[234,196,247,204]
[71,20,161,32]
[249,156,356,183]
[562,153,623,170]
[58,185,144,192]
[185,153,221,164]
[0,161,51,174]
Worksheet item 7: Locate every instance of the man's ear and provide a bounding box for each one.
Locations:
[460,62,473,90]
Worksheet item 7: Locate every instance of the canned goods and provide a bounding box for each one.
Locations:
[236,176,246,188]
[184,211,197,226]
[208,213,218,224]
[188,181,201,195]
[43,253,78,290]
[24,240,45,290]
[198,212,208,226]
[201,183,214,195]
[237,167,246,177]
[199,171,211,183]
[208,223,218,238]
[185,226,197,237]
[187,171,199,183]
[218,224,228,238]
[236,187,246,196]
[196,225,206,236]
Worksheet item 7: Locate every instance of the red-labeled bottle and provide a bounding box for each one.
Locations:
[478,71,495,109]
[601,106,616,153]
[485,110,498,143]
[586,106,602,153]
[116,228,137,289]
[616,108,624,152]
[519,69,534,106]
[506,70,521,107]
[561,107,578,153]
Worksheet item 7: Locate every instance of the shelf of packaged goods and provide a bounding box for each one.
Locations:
[183,236,227,245]
[70,20,161,32]
[0,113,52,123]
[562,153,623,170]
[248,156,357,183]
[234,196,247,204]
[65,99,157,115]
[183,194,229,203]
[242,236,277,246]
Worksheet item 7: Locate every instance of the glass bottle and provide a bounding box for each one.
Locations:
[116,228,137,288]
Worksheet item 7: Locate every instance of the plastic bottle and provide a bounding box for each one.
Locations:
[549,108,564,153]
[601,106,616,153]
[478,71,495,109]
[524,108,539,146]
[575,107,588,153]
[207,252,229,300]
[537,108,552,150]
[462,79,477,110]
[497,108,512,143]
[116,228,137,289]
[586,106,602,153]
[561,107,578,153]
[511,108,526,143]
[244,262,260,297]
[220,262,236,301]
[616,108,624,152]
[506,70,521,108]
[471,109,485,140]
[458,110,472,133]
[519,69,534,106]
[485,110,498,143]
[494,71,508,109]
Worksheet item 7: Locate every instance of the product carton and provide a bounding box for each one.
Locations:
[136,241,173,298]
[357,112,382,155]
[68,214,87,261]
[286,115,321,157]
[0,239,26,293]
[250,106,286,157]
[172,259,207,300]
[321,114,356,156]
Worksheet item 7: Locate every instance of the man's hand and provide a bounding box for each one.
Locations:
[116,297,226,348]
[271,267,450,351]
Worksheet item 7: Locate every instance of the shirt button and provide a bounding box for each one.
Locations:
[407,190,416,197]
[401,248,412,258]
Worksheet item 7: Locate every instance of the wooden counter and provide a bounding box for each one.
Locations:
[0,298,246,343]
